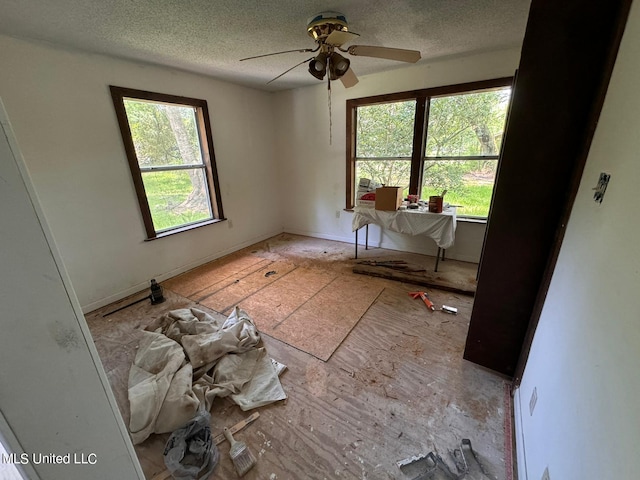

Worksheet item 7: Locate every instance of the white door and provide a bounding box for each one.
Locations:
[0,99,144,480]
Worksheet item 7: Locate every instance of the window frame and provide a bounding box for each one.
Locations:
[346,77,513,216]
[110,86,224,240]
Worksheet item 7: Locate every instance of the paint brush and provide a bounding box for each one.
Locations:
[223,427,257,476]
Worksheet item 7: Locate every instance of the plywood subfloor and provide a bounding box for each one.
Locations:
[164,252,386,361]
[85,233,511,480]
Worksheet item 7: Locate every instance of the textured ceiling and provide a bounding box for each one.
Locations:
[0,0,531,91]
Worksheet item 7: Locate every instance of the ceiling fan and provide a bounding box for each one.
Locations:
[240,11,422,88]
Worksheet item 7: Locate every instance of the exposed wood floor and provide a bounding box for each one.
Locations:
[85,233,510,480]
[162,249,387,361]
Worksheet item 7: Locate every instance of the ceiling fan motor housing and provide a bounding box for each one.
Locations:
[306,11,349,41]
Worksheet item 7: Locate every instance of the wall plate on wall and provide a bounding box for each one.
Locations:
[593,172,610,203]
[529,386,538,416]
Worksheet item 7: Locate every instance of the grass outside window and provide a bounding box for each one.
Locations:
[347,78,512,219]
[110,86,224,239]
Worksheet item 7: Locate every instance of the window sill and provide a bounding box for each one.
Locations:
[144,218,226,241]
[457,216,487,224]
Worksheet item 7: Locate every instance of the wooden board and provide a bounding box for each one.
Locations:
[195,264,385,361]
[162,253,269,298]
[353,264,476,296]
[236,266,338,332]
[165,250,390,362]
[197,260,297,314]
[264,275,385,361]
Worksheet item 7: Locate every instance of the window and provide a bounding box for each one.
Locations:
[347,78,512,218]
[110,86,224,239]
[354,100,416,200]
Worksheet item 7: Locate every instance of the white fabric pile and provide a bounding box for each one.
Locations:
[128,307,287,445]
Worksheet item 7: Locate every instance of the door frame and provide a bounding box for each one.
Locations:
[463,0,633,379]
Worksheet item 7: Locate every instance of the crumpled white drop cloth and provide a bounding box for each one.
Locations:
[128,307,286,444]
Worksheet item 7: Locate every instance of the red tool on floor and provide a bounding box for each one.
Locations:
[409,291,435,311]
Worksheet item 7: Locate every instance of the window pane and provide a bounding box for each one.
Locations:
[356,159,411,197]
[141,169,212,232]
[124,100,204,168]
[425,88,510,157]
[421,159,497,217]
[356,100,416,158]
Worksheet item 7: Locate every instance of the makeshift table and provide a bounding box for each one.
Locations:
[352,206,457,271]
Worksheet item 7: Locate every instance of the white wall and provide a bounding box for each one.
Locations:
[514,3,640,479]
[274,48,521,262]
[0,35,282,312]
[0,35,520,313]
[0,101,143,479]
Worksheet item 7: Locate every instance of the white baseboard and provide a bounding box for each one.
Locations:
[513,386,527,480]
[283,227,480,263]
[283,228,356,246]
[81,228,284,313]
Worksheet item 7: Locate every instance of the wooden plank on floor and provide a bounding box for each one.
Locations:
[266,275,385,361]
[162,254,270,298]
[198,261,297,314]
[237,266,337,332]
[353,264,477,296]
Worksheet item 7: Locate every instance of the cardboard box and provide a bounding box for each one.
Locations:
[375,187,403,211]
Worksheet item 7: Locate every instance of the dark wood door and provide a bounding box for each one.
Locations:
[464,0,632,377]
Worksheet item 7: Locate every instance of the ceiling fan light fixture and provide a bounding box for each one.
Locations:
[328,52,350,80]
[308,52,328,80]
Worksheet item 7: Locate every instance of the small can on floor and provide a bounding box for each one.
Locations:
[442,305,458,315]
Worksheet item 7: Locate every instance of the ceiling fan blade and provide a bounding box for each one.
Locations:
[347,45,421,63]
[340,67,359,88]
[267,57,314,84]
[325,30,360,47]
[240,47,318,61]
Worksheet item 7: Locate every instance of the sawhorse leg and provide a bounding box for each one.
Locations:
[354,225,370,260]
[355,229,358,259]
[435,247,446,272]
[365,224,369,250]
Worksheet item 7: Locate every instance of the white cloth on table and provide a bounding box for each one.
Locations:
[352,206,457,249]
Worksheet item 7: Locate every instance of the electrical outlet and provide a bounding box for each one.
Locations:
[541,466,550,480]
[227,219,233,229]
[335,210,341,219]
[529,387,538,416]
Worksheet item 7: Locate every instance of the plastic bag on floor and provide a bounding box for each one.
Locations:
[163,410,219,480]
